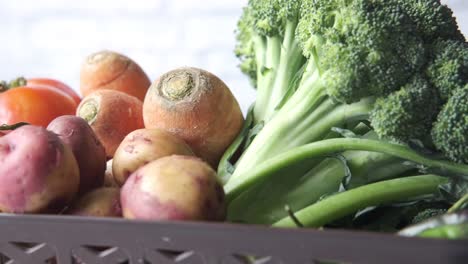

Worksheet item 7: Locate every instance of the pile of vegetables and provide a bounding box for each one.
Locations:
[0,0,466,242]
[0,51,241,223]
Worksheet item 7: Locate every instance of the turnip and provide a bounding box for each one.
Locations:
[143,67,244,168]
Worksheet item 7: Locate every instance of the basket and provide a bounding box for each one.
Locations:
[0,213,466,264]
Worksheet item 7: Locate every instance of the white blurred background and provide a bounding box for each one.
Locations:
[0,0,466,114]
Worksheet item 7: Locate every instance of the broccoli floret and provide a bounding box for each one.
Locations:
[298,0,426,103]
[235,7,257,87]
[427,39,468,101]
[397,0,465,42]
[370,76,441,143]
[432,85,468,164]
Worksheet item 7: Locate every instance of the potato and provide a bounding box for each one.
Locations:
[47,115,106,194]
[112,128,194,186]
[68,187,121,217]
[121,155,225,221]
[0,125,80,213]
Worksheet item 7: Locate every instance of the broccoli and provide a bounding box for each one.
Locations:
[432,85,468,164]
[397,0,466,42]
[223,0,466,187]
[427,39,468,101]
[220,0,468,226]
[370,76,441,143]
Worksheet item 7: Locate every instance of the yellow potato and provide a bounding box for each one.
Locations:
[112,128,194,186]
[69,187,121,217]
[121,155,225,221]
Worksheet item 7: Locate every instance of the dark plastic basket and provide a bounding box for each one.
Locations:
[0,214,466,264]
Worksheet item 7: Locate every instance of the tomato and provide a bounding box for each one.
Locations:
[27,78,81,105]
[0,86,77,127]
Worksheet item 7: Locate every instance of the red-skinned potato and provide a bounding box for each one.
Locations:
[112,128,194,186]
[121,155,225,221]
[0,125,80,213]
[68,187,121,217]
[47,115,106,194]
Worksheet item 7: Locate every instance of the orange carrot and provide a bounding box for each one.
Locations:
[143,67,244,168]
[80,50,151,101]
[76,90,144,158]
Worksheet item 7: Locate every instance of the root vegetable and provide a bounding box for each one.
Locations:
[68,187,121,217]
[121,155,225,221]
[143,67,244,168]
[80,50,151,101]
[113,128,194,186]
[47,115,106,194]
[0,125,79,213]
[76,90,144,158]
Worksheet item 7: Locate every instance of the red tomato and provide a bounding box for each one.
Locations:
[0,85,77,127]
[27,78,81,105]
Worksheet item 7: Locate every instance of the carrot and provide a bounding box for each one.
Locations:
[80,50,151,101]
[143,67,244,168]
[76,90,144,158]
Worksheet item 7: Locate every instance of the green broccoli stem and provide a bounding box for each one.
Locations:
[253,20,306,124]
[253,35,282,124]
[226,92,375,188]
[224,138,468,203]
[448,194,468,213]
[273,175,448,228]
[227,149,413,224]
[260,20,306,123]
[253,33,267,87]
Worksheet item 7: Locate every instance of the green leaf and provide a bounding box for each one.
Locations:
[0,122,29,131]
[260,66,271,76]
[217,104,255,184]
[243,121,264,151]
[331,127,358,139]
[438,176,468,204]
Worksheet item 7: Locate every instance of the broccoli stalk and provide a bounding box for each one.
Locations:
[235,0,306,125]
[225,138,468,201]
[273,175,448,228]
